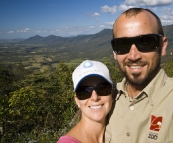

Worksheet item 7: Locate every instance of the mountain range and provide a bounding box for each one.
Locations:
[0,25,173,70]
[18,29,113,60]
[19,25,173,51]
[16,25,173,62]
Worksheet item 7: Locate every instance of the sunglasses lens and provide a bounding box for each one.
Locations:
[111,34,162,55]
[76,83,112,100]
[96,84,112,96]
[137,34,160,52]
[111,38,131,54]
[76,91,91,100]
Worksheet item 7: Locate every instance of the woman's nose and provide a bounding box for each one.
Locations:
[90,90,101,101]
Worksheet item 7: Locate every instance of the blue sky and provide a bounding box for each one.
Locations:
[1,0,173,39]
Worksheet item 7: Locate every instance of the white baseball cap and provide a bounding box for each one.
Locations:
[72,60,113,92]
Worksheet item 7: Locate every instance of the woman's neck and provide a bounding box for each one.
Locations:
[67,118,106,143]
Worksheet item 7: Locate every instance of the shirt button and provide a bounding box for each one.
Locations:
[130,106,134,110]
[126,132,130,137]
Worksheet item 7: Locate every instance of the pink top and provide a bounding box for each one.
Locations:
[57,135,81,143]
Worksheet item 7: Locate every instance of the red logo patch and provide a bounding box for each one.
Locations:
[150,115,162,131]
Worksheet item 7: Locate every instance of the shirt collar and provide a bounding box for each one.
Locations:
[116,68,168,105]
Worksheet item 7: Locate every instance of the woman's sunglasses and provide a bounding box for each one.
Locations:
[111,34,163,55]
[76,82,112,100]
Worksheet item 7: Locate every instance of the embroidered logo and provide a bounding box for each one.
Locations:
[83,61,93,68]
[148,132,158,140]
[150,115,162,131]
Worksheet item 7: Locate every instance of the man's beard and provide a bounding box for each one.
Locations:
[117,55,161,87]
[125,69,156,87]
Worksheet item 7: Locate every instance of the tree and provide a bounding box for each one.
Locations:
[101,56,124,83]
[163,60,173,77]
[1,62,77,142]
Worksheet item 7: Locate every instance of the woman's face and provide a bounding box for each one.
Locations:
[75,76,113,123]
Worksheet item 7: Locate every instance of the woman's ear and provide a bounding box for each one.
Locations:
[113,51,117,60]
[161,36,168,57]
[74,95,80,108]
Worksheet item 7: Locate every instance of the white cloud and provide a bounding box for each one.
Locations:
[17,28,30,33]
[157,7,173,25]
[35,30,41,33]
[119,4,134,11]
[104,21,114,29]
[105,21,114,25]
[89,26,95,28]
[124,0,173,6]
[98,22,114,30]
[161,19,173,25]
[24,28,30,31]
[100,25,106,28]
[104,1,173,26]
[163,7,173,15]
[8,30,14,34]
[101,5,118,14]
[162,15,173,20]
[92,12,100,16]
[49,29,61,33]
[160,14,173,25]
[53,26,97,36]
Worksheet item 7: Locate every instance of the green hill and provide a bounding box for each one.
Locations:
[0,26,173,71]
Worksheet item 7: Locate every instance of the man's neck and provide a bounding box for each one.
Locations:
[126,83,144,98]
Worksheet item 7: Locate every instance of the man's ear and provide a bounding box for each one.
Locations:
[113,51,117,60]
[161,36,168,57]
[74,95,80,108]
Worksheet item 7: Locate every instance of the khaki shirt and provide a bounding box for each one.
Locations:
[105,69,173,143]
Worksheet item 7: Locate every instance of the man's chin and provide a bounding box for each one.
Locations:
[126,75,147,86]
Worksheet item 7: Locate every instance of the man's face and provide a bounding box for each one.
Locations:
[113,11,163,87]
[116,49,161,86]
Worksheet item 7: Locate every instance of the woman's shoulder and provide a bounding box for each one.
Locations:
[57,135,81,143]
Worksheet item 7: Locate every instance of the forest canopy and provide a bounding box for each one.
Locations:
[0,56,173,142]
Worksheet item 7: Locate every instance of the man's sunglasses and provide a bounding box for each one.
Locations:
[76,82,112,100]
[111,34,163,55]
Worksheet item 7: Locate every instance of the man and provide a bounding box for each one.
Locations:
[105,8,173,143]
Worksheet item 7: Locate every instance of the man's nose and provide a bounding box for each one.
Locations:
[127,44,142,61]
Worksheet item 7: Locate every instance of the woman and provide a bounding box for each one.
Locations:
[57,60,113,143]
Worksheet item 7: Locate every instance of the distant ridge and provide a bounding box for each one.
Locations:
[21,34,64,45]
[19,29,112,45]
[0,26,173,67]
[19,25,173,50]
